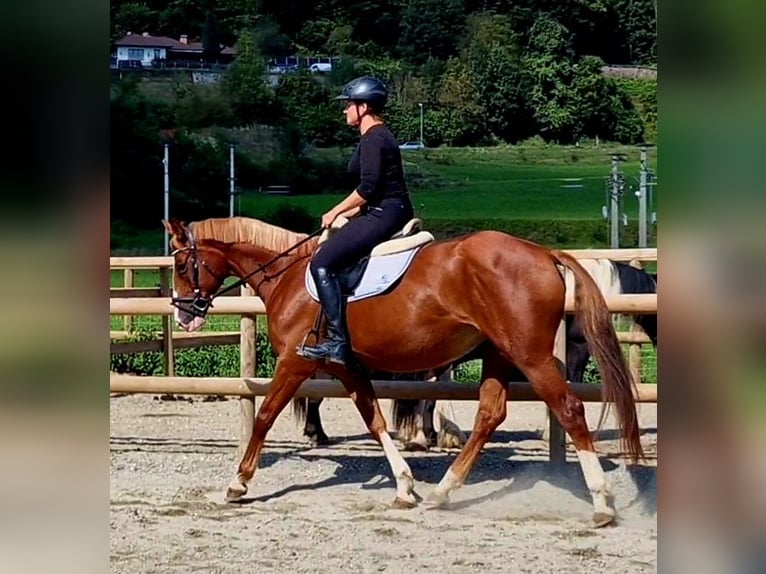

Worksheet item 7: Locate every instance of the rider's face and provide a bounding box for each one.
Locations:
[343,101,366,126]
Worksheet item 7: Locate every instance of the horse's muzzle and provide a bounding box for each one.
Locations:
[171,295,211,331]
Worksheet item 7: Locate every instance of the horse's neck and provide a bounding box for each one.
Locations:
[226,243,306,303]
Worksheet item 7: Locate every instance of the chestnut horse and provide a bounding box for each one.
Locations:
[163,216,642,527]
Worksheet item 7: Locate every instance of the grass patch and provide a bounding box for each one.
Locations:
[239,142,656,221]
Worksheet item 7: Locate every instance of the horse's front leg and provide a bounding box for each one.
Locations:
[330,366,419,508]
[226,358,316,501]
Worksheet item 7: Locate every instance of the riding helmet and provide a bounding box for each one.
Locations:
[334,76,388,113]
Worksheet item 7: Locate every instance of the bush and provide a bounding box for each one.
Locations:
[110,326,279,377]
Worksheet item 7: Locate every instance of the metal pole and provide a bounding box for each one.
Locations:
[163,143,170,255]
[419,103,424,144]
[610,155,621,249]
[638,146,648,248]
[229,144,235,218]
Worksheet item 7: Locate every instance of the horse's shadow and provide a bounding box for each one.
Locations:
[227,432,656,514]
[112,430,656,514]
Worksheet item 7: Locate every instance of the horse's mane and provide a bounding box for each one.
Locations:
[189,217,311,254]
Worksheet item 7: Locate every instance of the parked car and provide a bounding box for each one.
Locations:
[398,141,425,150]
[309,63,332,73]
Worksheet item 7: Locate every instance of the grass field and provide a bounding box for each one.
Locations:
[239,142,657,221]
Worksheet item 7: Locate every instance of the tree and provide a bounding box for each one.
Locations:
[461,13,531,142]
[398,0,466,65]
[224,26,274,124]
[111,2,157,41]
[275,72,349,147]
[436,58,484,145]
[201,10,223,58]
[158,0,206,41]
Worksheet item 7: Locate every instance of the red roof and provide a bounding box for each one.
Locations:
[114,34,178,48]
[114,33,235,54]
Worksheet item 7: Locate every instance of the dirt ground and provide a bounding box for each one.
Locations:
[110,394,657,574]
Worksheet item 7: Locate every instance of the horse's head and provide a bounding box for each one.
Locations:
[163,219,229,332]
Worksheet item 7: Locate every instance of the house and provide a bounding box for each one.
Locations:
[112,32,236,69]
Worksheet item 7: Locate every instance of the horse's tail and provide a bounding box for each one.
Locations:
[551,250,644,463]
[292,397,308,427]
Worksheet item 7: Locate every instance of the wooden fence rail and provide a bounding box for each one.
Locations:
[110,294,656,316]
[110,374,657,402]
[109,329,652,355]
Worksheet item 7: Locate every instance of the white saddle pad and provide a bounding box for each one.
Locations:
[305,246,422,303]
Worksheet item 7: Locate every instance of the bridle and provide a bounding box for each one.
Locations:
[170,225,323,319]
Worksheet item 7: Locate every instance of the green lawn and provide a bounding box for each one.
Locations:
[239,142,657,221]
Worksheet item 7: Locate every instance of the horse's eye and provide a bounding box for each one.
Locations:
[176,263,188,275]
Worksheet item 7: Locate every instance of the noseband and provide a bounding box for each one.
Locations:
[170,230,221,318]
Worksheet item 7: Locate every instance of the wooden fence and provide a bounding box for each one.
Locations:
[110,248,657,463]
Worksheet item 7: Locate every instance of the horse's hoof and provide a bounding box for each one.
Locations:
[424,491,449,509]
[225,480,248,502]
[392,496,418,509]
[591,511,616,528]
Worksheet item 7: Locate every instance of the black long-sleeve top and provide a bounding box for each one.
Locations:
[348,124,410,206]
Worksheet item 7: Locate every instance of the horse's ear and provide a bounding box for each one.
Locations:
[162,218,188,245]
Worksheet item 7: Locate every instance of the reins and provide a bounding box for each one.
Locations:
[212,227,324,298]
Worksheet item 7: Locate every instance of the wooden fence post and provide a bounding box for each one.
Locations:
[123,269,134,332]
[627,258,643,385]
[238,285,257,459]
[159,267,174,376]
[628,323,643,386]
[549,319,567,463]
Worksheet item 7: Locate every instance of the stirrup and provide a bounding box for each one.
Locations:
[296,306,324,357]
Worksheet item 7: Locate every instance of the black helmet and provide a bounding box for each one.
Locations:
[334,76,388,113]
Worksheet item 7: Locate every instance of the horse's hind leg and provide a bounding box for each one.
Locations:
[516,353,615,527]
[304,398,330,446]
[394,399,430,451]
[425,350,510,508]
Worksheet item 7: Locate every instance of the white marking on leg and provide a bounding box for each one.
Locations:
[380,431,416,503]
[576,450,614,518]
[426,468,461,507]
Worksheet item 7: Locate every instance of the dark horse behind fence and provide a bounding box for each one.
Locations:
[163,216,643,527]
[295,259,658,451]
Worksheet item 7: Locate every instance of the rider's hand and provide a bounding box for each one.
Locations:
[321,211,336,229]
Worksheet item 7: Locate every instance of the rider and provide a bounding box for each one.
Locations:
[297,76,415,366]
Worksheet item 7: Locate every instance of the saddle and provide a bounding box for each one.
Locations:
[311,216,434,298]
[318,216,434,255]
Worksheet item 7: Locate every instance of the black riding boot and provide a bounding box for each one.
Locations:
[297,267,350,365]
